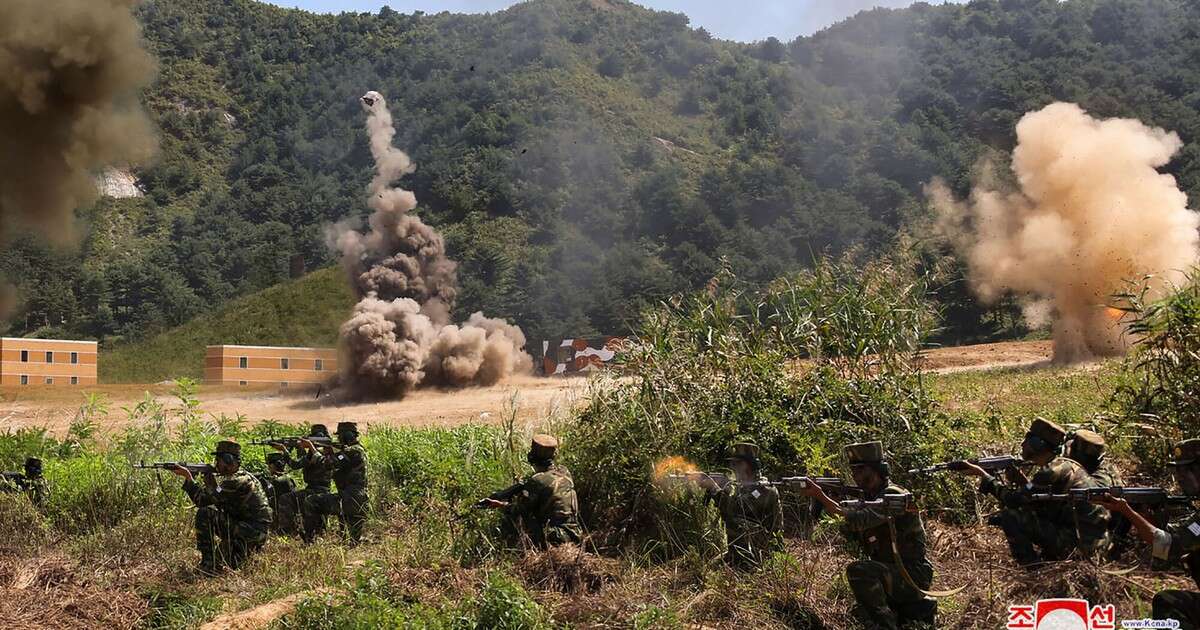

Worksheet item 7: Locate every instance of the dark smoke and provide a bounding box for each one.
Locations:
[0,0,157,242]
[330,91,532,400]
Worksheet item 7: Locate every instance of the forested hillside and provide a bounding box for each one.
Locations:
[7,0,1200,348]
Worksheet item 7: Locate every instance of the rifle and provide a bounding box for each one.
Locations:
[908,455,1027,475]
[777,476,865,497]
[665,471,732,489]
[132,462,215,475]
[1028,486,1196,506]
[840,492,916,516]
[248,436,344,450]
[1,471,23,481]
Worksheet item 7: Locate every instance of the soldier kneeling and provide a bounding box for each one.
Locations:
[258,452,299,536]
[800,441,936,630]
[478,434,582,549]
[171,440,272,575]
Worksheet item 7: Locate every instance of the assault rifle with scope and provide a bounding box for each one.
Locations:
[839,492,916,516]
[131,462,215,475]
[907,455,1028,475]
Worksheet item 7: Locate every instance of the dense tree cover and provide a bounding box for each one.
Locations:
[8,0,1200,347]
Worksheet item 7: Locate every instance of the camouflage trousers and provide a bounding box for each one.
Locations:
[846,559,936,630]
[270,491,301,536]
[303,487,368,545]
[498,512,581,550]
[194,506,267,571]
[990,508,1076,565]
[1154,590,1200,630]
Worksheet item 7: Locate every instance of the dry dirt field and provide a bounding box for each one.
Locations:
[0,340,1053,436]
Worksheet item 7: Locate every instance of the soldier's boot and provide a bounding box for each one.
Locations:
[847,560,900,630]
[194,506,222,575]
[990,509,1040,566]
[1152,589,1200,630]
[896,597,937,629]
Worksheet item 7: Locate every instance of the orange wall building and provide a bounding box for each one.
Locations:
[204,345,337,388]
[0,338,98,386]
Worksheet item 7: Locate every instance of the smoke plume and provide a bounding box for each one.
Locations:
[331,91,532,400]
[928,102,1200,363]
[0,0,157,241]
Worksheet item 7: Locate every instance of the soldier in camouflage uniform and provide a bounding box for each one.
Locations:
[479,434,582,549]
[701,442,782,570]
[1094,438,1200,629]
[800,441,936,629]
[170,440,272,575]
[954,418,1110,565]
[276,424,333,538]
[300,421,369,545]
[1067,429,1120,487]
[258,452,299,535]
[1,457,48,507]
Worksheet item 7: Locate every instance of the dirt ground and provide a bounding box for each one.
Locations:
[0,341,1054,437]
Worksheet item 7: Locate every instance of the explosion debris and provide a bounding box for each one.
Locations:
[0,0,157,241]
[927,102,1200,363]
[330,91,531,400]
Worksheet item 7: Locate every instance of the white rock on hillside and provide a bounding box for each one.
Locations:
[95,168,144,198]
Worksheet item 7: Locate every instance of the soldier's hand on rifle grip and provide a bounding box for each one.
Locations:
[1005,465,1029,486]
[478,498,508,509]
[170,464,193,482]
[954,461,988,478]
[297,438,314,452]
[796,477,823,498]
[1092,495,1130,514]
[270,443,286,452]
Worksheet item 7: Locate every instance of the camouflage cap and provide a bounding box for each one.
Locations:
[1070,429,1106,458]
[529,434,559,461]
[726,442,761,462]
[845,441,885,466]
[336,421,358,435]
[309,424,330,437]
[265,452,289,467]
[1168,438,1200,466]
[213,440,241,458]
[1027,417,1067,447]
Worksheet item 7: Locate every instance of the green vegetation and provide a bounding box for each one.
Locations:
[100,266,353,383]
[12,0,1200,353]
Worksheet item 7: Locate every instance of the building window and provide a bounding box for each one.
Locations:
[20,350,27,362]
[20,375,27,385]
[281,382,288,388]
[315,359,323,371]
[71,352,78,364]
[45,377,53,385]
[239,380,247,386]
[281,358,289,370]
[70,376,78,385]
[45,351,53,363]
[239,356,248,369]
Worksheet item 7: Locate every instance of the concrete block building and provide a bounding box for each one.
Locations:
[0,338,98,386]
[204,344,337,388]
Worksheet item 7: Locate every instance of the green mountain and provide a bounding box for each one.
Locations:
[7,0,1200,353]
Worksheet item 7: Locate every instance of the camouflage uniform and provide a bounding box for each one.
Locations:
[184,441,272,572]
[703,443,782,569]
[840,442,936,630]
[982,419,1110,565]
[1,458,48,507]
[289,425,334,538]
[1068,429,1120,487]
[303,422,369,545]
[258,453,299,535]
[1150,439,1200,629]
[493,435,582,548]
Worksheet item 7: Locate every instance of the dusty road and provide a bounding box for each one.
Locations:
[0,341,1055,436]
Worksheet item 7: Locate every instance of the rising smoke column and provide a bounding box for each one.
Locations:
[331,91,532,400]
[0,0,157,241]
[927,102,1200,363]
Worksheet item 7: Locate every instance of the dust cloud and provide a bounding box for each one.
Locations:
[928,102,1200,363]
[329,91,531,401]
